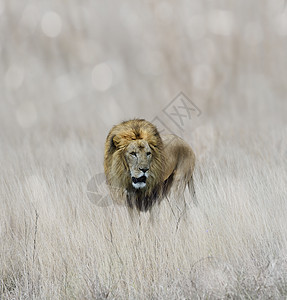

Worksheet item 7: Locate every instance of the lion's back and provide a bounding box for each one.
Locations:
[161,134,195,179]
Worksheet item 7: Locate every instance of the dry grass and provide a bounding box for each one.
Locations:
[1,0,287,299]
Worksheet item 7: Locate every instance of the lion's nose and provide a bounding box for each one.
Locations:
[139,167,149,173]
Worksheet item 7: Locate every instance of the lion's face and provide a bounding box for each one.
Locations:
[125,139,152,189]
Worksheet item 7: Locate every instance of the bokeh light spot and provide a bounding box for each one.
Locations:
[274,13,287,36]
[41,11,62,38]
[92,63,113,91]
[119,4,142,34]
[208,10,234,36]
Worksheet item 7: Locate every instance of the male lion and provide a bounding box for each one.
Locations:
[104,119,196,213]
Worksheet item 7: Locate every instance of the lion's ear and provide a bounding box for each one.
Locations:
[109,134,123,150]
[107,134,124,153]
[112,135,122,147]
[107,134,118,153]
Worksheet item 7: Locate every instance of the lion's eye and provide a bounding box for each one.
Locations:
[130,152,137,157]
[147,152,151,156]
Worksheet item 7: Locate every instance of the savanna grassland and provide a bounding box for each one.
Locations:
[1,0,287,299]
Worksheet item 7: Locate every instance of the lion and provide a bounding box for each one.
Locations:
[104,119,196,213]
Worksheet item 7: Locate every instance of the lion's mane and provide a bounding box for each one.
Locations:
[104,119,165,211]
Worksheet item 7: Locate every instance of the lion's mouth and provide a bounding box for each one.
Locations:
[131,176,147,189]
[132,176,147,184]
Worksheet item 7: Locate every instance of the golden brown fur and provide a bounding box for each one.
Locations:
[104,119,196,212]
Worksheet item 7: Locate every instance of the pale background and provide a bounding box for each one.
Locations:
[1,0,287,298]
[2,0,286,145]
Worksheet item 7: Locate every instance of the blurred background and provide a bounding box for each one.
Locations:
[2,2,287,298]
[1,0,287,157]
